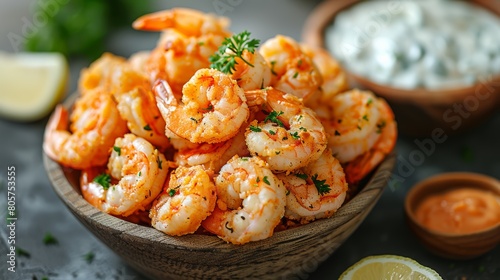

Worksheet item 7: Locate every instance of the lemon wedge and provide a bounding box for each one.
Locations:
[339,255,443,280]
[0,52,68,121]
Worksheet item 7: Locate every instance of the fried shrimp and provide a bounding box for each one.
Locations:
[230,50,272,91]
[277,149,348,224]
[43,89,128,169]
[244,87,327,171]
[154,68,249,144]
[174,121,250,172]
[80,134,168,216]
[343,98,397,185]
[133,8,231,92]
[301,45,349,103]
[201,156,286,244]
[322,89,383,164]
[149,165,217,236]
[112,66,170,151]
[259,35,322,101]
[78,53,128,95]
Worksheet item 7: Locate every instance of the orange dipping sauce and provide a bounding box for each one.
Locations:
[415,188,500,234]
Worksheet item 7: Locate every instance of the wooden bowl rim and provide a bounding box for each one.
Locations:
[302,0,500,105]
[43,93,397,251]
[404,172,500,238]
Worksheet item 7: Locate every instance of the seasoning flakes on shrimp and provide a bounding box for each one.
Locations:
[43,7,397,245]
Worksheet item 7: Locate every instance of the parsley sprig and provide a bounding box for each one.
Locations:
[311,174,331,195]
[264,111,285,127]
[209,30,260,74]
[93,173,111,190]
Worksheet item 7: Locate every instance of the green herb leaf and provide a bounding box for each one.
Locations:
[43,233,58,245]
[268,130,276,135]
[168,189,176,197]
[157,157,163,170]
[16,247,31,258]
[312,174,331,195]
[295,173,308,180]
[263,176,271,185]
[291,131,300,139]
[376,120,386,134]
[270,60,278,76]
[264,111,284,127]
[83,251,95,264]
[143,124,152,131]
[113,146,121,156]
[93,173,111,190]
[209,30,260,74]
[249,125,262,132]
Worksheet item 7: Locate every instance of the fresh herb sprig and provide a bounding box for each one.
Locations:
[93,173,111,190]
[209,31,260,74]
[311,174,331,195]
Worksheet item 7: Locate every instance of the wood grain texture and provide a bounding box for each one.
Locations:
[43,93,397,279]
[302,0,500,137]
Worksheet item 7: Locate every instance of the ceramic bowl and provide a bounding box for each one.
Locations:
[43,95,397,280]
[303,0,500,137]
[404,172,500,260]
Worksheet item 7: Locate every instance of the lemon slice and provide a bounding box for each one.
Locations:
[339,255,443,280]
[0,52,68,121]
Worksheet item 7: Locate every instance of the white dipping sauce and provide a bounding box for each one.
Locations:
[326,0,500,89]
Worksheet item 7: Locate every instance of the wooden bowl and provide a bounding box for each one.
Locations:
[404,172,500,260]
[303,0,500,137]
[43,94,396,280]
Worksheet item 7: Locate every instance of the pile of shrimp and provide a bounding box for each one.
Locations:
[43,8,397,245]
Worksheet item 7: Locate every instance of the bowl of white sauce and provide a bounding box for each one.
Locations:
[303,0,500,136]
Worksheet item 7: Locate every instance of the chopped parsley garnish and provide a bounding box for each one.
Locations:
[16,247,31,258]
[312,174,331,195]
[297,59,303,67]
[113,146,121,156]
[157,157,163,169]
[190,117,198,123]
[270,60,278,76]
[43,233,58,245]
[262,176,271,185]
[295,173,308,180]
[168,189,176,197]
[83,251,95,264]
[93,173,111,190]
[293,72,299,79]
[366,98,373,106]
[198,41,205,46]
[362,115,369,121]
[169,185,180,197]
[376,120,386,134]
[249,125,262,132]
[143,124,152,131]
[209,30,260,74]
[256,177,261,183]
[299,127,307,131]
[268,130,276,135]
[290,131,300,139]
[264,111,284,127]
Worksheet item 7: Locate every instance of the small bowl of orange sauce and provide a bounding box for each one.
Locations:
[405,172,500,260]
